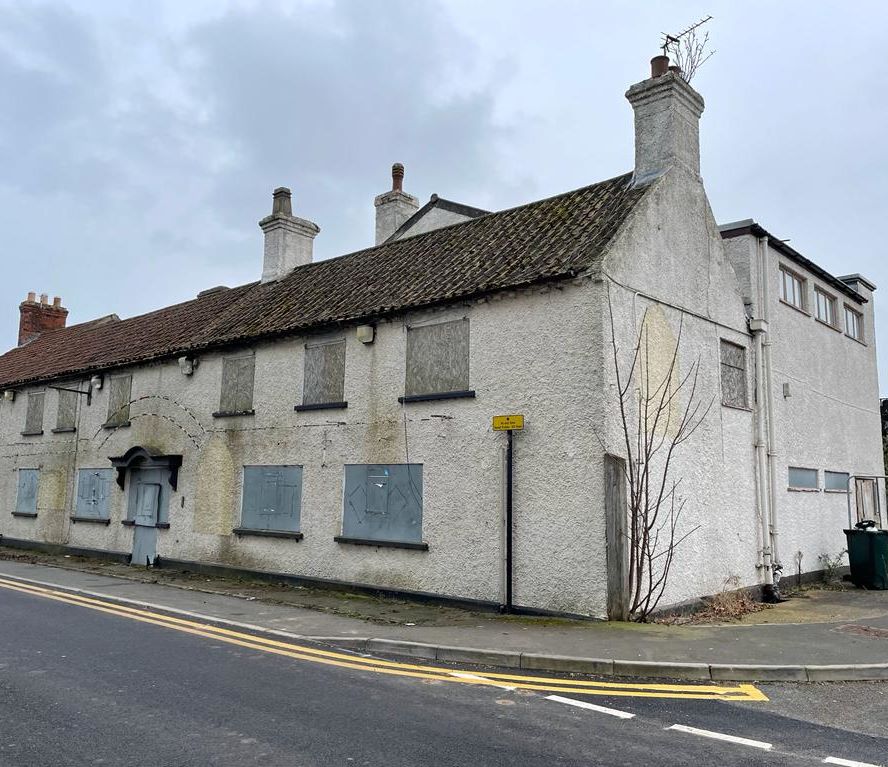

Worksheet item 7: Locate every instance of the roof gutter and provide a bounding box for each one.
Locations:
[720,221,867,305]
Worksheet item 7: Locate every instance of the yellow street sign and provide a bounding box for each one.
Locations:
[492,414,524,431]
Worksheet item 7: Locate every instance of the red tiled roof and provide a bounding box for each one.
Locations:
[0,172,648,388]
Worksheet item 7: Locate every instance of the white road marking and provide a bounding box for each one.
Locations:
[450,671,517,691]
[667,724,772,750]
[823,757,883,767]
[545,694,635,719]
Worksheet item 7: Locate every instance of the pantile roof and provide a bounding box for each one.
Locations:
[0,171,648,389]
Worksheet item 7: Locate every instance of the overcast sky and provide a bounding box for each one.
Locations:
[1,1,886,389]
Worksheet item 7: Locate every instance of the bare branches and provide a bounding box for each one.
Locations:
[662,16,715,84]
[606,288,712,621]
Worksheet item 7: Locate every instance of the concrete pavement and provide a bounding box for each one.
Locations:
[0,556,886,682]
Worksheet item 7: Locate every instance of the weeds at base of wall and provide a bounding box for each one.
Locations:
[655,575,766,625]
[818,549,849,589]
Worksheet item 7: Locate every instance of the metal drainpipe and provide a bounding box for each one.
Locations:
[752,325,773,579]
[751,234,773,582]
[759,235,781,566]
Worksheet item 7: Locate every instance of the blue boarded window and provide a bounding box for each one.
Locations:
[240,466,302,532]
[15,469,39,516]
[342,464,423,544]
[76,469,114,520]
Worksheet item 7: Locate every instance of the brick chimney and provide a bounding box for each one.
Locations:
[258,187,320,283]
[625,56,705,186]
[374,163,419,245]
[18,292,68,346]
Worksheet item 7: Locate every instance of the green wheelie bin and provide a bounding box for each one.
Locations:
[845,523,888,590]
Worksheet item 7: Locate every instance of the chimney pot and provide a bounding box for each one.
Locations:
[392,163,405,192]
[52,296,62,308]
[26,291,36,303]
[40,293,49,305]
[272,187,292,216]
[668,65,683,76]
[651,55,670,78]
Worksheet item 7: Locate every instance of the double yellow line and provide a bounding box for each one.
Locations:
[0,576,767,702]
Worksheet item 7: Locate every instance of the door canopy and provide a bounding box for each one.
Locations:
[108,446,182,490]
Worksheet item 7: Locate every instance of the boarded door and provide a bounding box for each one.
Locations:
[605,454,629,621]
[855,478,881,526]
[131,482,160,566]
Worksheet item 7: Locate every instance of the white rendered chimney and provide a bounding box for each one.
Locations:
[259,187,320,283]
[625,56,705,186]
[374,163,419,245]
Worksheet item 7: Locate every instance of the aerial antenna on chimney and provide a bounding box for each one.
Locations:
[661,15,715,83]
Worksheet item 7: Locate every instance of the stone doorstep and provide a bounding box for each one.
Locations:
[2,572,887,684]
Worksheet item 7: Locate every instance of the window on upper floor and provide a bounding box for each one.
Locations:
[844,305,864,342]
[814,288,837,328]
[55,389,78,432]
[105,375,132,427]
[402,318,472,402]
[22,391,44,435]
[788,466,818,490]
[300,339,346,409]
[719,340,747,409]
[779,267,806,310]
[216,352,255,416]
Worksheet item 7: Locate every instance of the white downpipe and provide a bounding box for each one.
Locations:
[752,235,773,583]
[759,235,781,566]
[752,328,772,577]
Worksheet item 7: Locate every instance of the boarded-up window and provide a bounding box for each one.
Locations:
[405,319,469,397]
[303,340,346,406]
[23,392,45,435]
[240,466,302,532]
[105,375,132,426]
[219,354,255,414]
[824,471,849,492]
[789,466,818,489]
[342,464,423,543]
[56,389,78,431]
[76,469,113,519]
[719,340,747,408]
[15,469,39,515]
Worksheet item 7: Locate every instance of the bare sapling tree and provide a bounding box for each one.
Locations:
[663,16,715,84]
[607,293,713,621]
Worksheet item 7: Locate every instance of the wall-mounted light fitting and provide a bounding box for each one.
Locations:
[90,374,103,391]
[783,382,791,398]
[356,325,375,344]
[178,356,198,376]
[2,390,15,402]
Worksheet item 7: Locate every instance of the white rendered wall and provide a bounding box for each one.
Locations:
[763,244,880,573]
[0,281,610,616]
[598,166,760,609]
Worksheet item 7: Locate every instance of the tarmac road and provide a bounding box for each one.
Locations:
[0,584,885,767]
